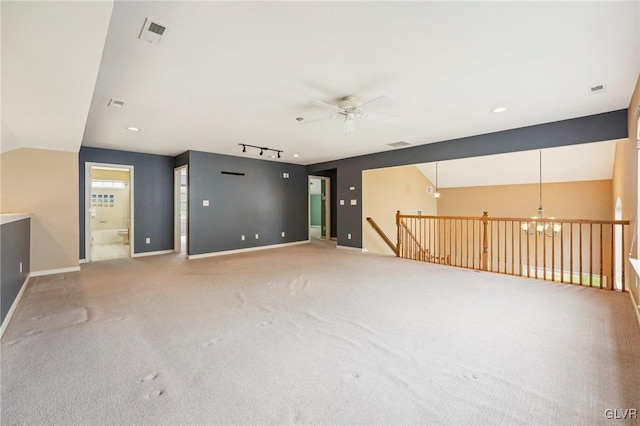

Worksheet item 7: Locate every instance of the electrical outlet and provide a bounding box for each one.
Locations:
[348,233,351,239]
[19,262,22,273]
[281,231,285,237]
[241,235,245,241]
[255,234,259,239]
[340,200,345,205]
[203,200,209,207]
[146,237,151,244]
[350,199,357,205]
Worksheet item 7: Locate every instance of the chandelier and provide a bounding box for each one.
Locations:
[521,150,561,237]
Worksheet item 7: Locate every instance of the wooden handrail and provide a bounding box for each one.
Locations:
[366,217,397,255]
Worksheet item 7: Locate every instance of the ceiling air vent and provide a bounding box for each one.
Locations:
[589,84,606,95]
[387,141,411,148]
[139,18,167,44]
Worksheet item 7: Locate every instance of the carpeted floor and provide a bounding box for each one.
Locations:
[1,241,639,425]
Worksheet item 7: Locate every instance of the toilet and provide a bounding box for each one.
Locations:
[117,229,129,244]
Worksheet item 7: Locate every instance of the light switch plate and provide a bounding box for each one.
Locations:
[145,237,150,244]
[241,235,245,241]
[203,200,209,206]
[347,233,352,239]
[255,234,259,239]
[340,200,345,205]
[349,186,355,191]
[350,199,357,205]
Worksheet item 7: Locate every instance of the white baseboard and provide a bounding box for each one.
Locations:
[188,240,309,260]
[0,274,31,340]
[336,245,364,252]
[132,249,174,258]
[628,289,640,330]
[30,266,80,277]
[79,258,88,264]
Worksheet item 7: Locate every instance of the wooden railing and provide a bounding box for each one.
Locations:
[396,211,630,291]
[366,217,397,255]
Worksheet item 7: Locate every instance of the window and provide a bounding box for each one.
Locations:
[92,180,126,189]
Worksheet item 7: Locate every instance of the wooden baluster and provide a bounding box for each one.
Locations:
[396,211,401,257]
[526,221,530,278]
[579,223,583,286]
[570,223,574,284]
[599,224,603,289]
[535,221,539,279]
[551,222,555,282]
[518,221,523,276]
[511,221,514,275]
[589,223,593,287]
[560,222,564,283]
[610,224,615,290]
[621,228,625,292]
[544,222,548,280]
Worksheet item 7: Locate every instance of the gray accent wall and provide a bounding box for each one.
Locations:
[187,151,308,255]
[79,147,175,259]
[307,109,629,248]
[1,218,30,324]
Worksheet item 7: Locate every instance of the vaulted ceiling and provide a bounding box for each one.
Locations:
[2,1,639,168]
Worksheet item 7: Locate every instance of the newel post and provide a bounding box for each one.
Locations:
[396,210,401,257]
[481,211,489,271]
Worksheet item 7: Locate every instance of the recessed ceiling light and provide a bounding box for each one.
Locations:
[491,107,508,113]
[127,127,141,132]
[292,154,300,158]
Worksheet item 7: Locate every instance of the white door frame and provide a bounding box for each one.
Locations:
[308,175,331,240]
[174,165,188,253]
[85,162,135,261]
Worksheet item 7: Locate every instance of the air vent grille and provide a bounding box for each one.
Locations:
[589,84,606,94]
[387,141,411,148]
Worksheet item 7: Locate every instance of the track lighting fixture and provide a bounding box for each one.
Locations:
[239,144,283,159]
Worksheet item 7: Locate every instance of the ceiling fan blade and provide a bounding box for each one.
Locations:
[363,112,401,123]
[300,115,339,124]
[310,99,343,112]
[359,95,393,111]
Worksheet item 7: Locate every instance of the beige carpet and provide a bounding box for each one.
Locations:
[1,241,639,425]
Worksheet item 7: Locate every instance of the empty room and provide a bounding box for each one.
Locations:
[1,1,639,424]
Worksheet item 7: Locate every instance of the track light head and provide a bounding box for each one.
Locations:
[259,149,264,156]
[242,145,246,153]
[277,151,281,158]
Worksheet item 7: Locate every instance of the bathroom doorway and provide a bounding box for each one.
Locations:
[174,165,188,255]
[85,163,134,262]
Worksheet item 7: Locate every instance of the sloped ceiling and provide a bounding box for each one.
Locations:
[1,1,113,153]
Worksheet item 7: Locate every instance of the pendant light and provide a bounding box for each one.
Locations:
[521,150,561,237]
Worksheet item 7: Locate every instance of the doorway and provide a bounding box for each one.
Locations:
[309,176,330,241]
[174,165,188,254]
[85,163,134,262]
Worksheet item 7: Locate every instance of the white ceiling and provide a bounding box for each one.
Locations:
[415,139,620,188]
[1,1,113,153]
[2,2,639,165]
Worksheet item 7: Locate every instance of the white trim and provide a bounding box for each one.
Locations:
[187,240,309,259]
[1,213,31,225]
[174,165,188,254]
[30,266,80,277]
[628,288,640,329]
[336,245,364,252]
[79,258,88,264]
[0,274,31,340]
[131,249,175,258]
[308,175,331,241]
[85,162,135,262]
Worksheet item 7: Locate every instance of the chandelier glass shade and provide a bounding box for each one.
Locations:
[521,151,561,237]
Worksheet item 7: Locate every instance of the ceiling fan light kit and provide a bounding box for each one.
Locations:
[302,95,400,133]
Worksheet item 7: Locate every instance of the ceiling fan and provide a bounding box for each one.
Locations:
[301,95,400,133]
